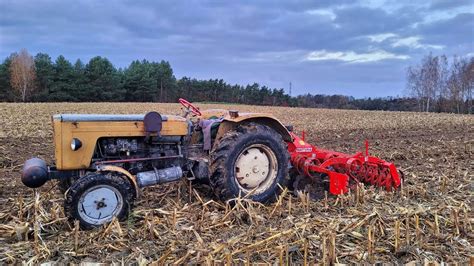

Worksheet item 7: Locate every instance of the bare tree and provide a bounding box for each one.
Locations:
[436,55,449,112]
[406,54,450,112]
[447,57,474,113]
[421,54,439,112]
[466,58,474,114]
[447,57,464,113]
[10,49,36,102]
[461,58,474,114]
[406,66,424,111]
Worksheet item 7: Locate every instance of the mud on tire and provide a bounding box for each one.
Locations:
[209,123,289,203]
[64,172,135,230]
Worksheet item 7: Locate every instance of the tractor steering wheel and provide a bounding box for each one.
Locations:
[179,98,202,116]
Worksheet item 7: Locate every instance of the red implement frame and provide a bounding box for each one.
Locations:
[287,132,401,195]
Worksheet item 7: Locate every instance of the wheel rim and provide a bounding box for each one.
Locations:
[234,144,278,194]
[78,185,123,225]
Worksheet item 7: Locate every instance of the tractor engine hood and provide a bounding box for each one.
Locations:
[53,114,172,122]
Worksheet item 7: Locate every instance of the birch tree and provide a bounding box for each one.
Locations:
[10,49,36,102]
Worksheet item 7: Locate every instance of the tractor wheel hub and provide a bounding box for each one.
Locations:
[235,144,278,193]
[252,166,260,173]
[78,185,123,225]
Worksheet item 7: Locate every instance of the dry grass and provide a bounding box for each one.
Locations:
[0,102,473,264]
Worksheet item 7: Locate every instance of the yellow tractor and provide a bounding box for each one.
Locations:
[22,98,401,229]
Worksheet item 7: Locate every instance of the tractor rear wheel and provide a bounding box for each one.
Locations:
[209,123,289,203]
[64,172,134,230]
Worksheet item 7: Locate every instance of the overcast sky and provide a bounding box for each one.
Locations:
[0,0,473,97]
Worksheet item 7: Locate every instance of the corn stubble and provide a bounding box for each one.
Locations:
[0,102,473,264]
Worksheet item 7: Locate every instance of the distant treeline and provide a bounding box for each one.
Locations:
[406,54,473,114]
[0,49,472,113]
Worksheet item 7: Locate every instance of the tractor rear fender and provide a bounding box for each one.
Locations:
[96,164,139,199]
[214,115,292,145]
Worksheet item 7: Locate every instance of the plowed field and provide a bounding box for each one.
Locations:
[0,103,473,264]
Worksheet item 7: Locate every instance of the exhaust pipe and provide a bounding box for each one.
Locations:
[22,158,50,188]
[136,166,183,188]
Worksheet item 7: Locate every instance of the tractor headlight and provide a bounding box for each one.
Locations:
[71,138,82,151]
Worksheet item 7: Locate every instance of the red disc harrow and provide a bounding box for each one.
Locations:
[287,132,401,195]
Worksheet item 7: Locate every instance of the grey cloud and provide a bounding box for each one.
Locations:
[0,0,472,97]
[418,13,474,47]
[429,0,473,10]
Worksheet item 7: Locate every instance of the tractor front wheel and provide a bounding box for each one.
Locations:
[64,172,134,230]
[57,177,77,195]
[209,123,289,203]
